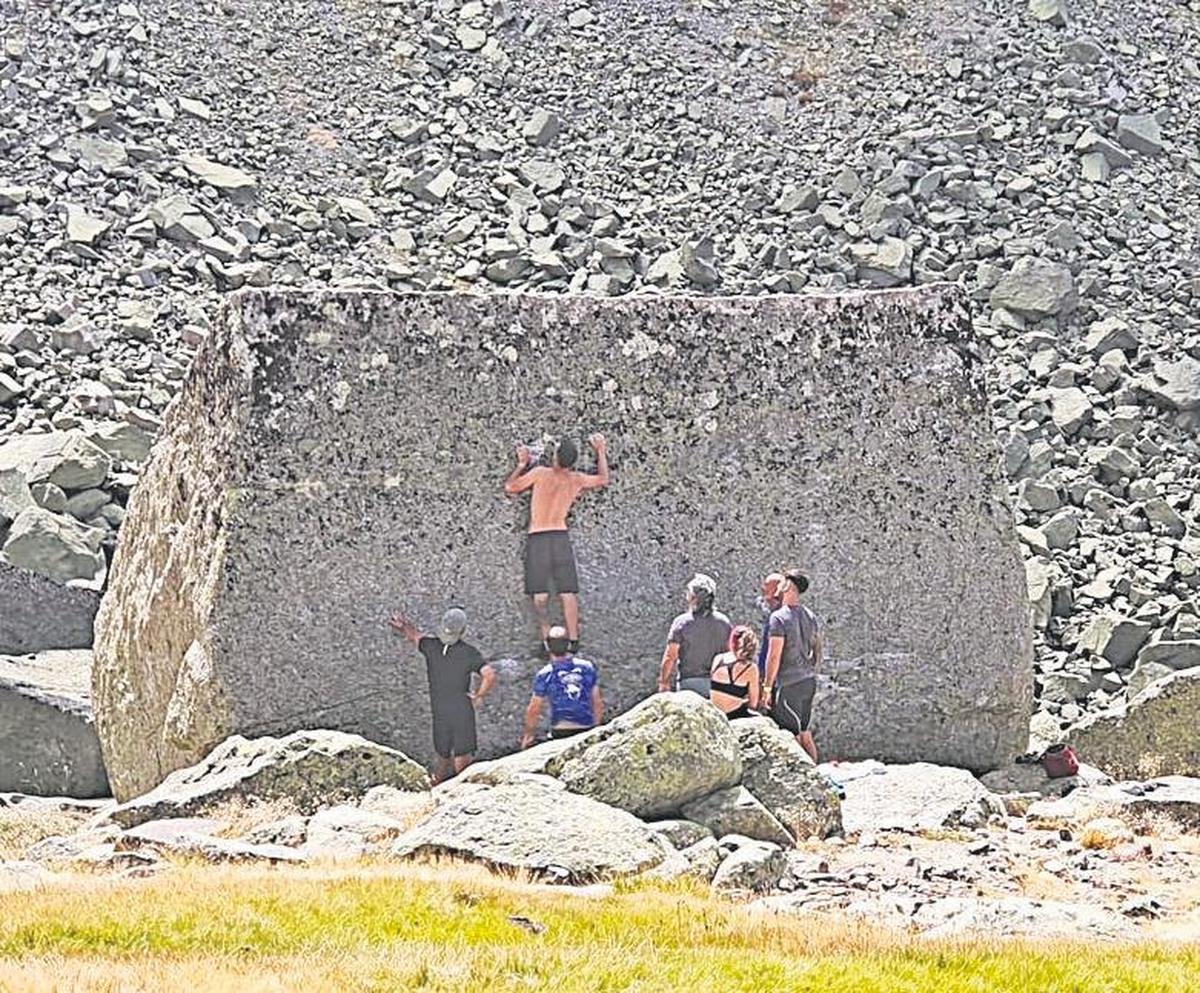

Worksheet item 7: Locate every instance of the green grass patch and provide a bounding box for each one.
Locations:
[1,864,1197,992]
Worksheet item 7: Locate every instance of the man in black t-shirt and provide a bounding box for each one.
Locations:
[390,607,496,784]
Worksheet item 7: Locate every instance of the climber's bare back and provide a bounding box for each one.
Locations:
[523,468,593,533]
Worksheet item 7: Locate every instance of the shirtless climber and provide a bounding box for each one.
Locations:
[503,433,609,651]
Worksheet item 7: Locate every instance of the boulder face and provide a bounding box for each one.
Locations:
[1067,668,1200,779]
[543,692,742,819]
[94,289,1031,799]
[0,650,110,798]
[104,729,430,828]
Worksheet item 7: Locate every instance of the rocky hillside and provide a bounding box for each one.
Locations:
[1,0,1199,740]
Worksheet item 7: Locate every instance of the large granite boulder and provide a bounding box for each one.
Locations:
[0,561,98,655]
[391,776,666,881]
[94,289,1030,799]
[1067,668,1200,778]
[734,717,841,838]
[105,729,429,828]
[543,693,742,818]
[0,650,109,797]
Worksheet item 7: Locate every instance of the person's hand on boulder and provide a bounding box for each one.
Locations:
[520,732,535,750]
[515,443,531,467]
[588,433,606,453]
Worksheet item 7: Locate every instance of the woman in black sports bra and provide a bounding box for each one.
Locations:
[710,626,763,719]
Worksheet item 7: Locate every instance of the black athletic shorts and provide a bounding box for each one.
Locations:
[551,725,589,740]
[432,700,477,758]
[524,530,580,595]
[771,677,816,734]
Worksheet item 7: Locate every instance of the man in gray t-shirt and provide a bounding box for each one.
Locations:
[658,573,732,696]
[764,571,823,761]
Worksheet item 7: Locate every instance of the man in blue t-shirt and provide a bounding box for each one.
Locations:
[520,625,604,747]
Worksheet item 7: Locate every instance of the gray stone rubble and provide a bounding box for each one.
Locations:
[1,0,1197,759]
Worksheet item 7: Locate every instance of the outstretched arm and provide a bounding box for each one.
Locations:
[591,685,605,726]
[504,445,538,494]
[578,433,609,490]
[521,695,545,749]
[811,632,823,675]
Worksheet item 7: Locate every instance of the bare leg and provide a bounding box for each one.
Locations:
[531,593,551,640]
[561,593,580,642]
[453,754,474,776]
[798,731,818,764]
[431,756,452,786]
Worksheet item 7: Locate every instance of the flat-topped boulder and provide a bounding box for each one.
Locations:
[392,776,667,882]
[94,289,1031,799]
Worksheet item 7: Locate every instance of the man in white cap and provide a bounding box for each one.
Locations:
[657,573,732,696]
[390,607,496,784]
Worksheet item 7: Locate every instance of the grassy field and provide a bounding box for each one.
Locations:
[1,863,1198,992]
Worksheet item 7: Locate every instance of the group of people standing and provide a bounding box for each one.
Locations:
[389,433,822,784]
[658,570,822,762]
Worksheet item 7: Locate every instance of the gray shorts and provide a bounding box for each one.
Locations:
[679,676,711,696]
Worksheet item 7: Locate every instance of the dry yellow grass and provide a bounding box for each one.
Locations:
[0,809,87,861]
[200,795,302,839]
[1,861,1198,992]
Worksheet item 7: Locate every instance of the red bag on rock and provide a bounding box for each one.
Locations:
[1040,743,1080,779]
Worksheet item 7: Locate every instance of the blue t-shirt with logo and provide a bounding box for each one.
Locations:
[533,657,598,727]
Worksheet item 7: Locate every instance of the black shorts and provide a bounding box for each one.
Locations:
[432,701,477,758]
[551,725,589,740]
[524,530,579,595]
[771,677,816,734]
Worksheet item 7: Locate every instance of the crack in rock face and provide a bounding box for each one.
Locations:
[92,287,1032,801]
